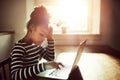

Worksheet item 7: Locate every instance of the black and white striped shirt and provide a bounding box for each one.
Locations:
[10,39,55,80]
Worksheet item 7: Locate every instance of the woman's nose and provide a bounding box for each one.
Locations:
[42,38,45,41]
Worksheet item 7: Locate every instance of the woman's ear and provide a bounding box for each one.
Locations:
[29,24,35,32]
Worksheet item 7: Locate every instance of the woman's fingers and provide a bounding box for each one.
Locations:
[58,62,64,67]
[45,61,64,70]
[49,26,53,34]
[53,62,64,69]
[54,62,61,69]
[50,61,64,69]
[47,26,53,40]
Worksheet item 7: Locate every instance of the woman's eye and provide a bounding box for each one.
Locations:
[39,33,43,36]
[39,33,46,37]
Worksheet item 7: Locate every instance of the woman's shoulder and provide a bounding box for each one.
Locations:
[12,39,26,50]
[15,39,32,46]
[13,39,37,50]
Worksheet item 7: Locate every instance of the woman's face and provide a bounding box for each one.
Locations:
[30,24,48,45]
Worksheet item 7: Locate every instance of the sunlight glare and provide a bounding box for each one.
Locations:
[59,0,88,28]
[49,0,88,31]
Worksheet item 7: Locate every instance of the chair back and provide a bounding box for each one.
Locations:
[0,57,11,80]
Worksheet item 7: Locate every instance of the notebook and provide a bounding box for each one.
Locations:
[36,40,87,80]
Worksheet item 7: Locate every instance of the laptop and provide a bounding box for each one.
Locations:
[36,40,87,80]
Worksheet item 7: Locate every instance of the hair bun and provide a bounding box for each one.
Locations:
[30,5,50,23]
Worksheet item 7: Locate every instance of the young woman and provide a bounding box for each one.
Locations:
[10,6,83,80]
[10,6,63,80]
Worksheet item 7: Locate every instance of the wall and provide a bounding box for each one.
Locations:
[0,0,35,42]
[108,0,120,51]
[0,0,27,41]
[0,0,28,61]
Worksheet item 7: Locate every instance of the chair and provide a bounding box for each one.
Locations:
[0,57,11,80]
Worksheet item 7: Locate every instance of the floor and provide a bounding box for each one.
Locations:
[55,45,120,80]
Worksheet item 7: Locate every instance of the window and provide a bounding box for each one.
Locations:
[34,0,100,35]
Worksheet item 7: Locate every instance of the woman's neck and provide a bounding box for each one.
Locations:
[22,33,33,44]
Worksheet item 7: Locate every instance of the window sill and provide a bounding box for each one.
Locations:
[53,34,102,46]
[53,33,101,36]
[53,30,100,35]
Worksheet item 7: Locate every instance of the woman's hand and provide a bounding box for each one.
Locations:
[44,61,64,69]
[47,26,53,40]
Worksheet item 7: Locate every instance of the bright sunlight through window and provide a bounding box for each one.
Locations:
[34,0,100,35]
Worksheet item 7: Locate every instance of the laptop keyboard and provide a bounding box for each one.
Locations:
[49,66,70,77]
[49,68,65,76]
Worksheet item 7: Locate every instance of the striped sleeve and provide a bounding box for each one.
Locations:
[40,40,55,61]
[11,45,46,80]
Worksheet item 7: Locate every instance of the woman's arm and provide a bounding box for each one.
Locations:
[40,27,55,61]
[11,45,46,80]
[40,39,55,61]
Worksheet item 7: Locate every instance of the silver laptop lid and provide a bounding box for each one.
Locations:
[71,39,87,72]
